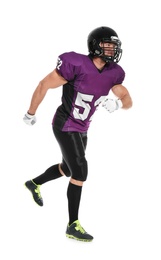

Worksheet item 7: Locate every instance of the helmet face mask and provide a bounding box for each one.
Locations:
[87,27,122,63]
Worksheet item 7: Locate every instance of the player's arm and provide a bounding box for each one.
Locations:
[23,69,67,125]
[28,69,67,115]
[102,84,132,113]
[111,84,133,109]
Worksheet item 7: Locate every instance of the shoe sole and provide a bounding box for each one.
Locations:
[66,234,93,242]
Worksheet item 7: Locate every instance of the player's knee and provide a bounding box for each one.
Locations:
[79,173,88,181]
[60,163,71,177]
[76,157,88,181]
[64,171,71,177]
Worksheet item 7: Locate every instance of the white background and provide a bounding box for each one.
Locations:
[0,0,161,259]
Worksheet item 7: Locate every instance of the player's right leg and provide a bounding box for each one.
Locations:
[66,178,93,242]
[53,127,93,241]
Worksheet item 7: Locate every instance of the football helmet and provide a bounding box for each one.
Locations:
[87,26,122,63]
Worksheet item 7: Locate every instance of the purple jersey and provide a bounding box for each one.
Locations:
[52,52,125,132]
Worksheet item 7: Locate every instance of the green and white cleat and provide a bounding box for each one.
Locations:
[66,220,93,242]
[25,180,43,206]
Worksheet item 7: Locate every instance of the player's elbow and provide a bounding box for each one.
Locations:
[122,95,133,109]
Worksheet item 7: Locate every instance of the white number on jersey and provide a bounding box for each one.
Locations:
[56,57,62,70]
[73,92,106,121]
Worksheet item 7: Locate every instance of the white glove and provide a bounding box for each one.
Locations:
[23,112,37,126]
[102,98,123,113]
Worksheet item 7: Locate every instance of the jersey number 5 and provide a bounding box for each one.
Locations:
[73,92,105,121]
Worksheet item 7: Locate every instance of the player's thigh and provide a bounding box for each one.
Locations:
[53,128,88,181]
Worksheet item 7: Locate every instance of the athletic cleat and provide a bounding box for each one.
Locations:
[25,180,43,206]
[66,220,93,242]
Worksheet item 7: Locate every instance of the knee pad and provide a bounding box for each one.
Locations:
[75,157,88,181]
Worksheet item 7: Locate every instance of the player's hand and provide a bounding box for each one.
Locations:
[102,98,122,113]
[23,112,37,126]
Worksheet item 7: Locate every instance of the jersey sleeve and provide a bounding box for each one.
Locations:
[55,52,81,81]
[114,66,125,85]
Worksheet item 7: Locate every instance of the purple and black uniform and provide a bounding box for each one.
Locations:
[53,52,125,133]
[52,52,125,180]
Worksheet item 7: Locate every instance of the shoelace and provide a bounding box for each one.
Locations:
[75,223,86,234]
[34,187,42,199]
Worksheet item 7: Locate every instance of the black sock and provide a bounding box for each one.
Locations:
[67,182,82,225]
[33,164,62,185]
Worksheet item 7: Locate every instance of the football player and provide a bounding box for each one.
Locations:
[23,26,132,242]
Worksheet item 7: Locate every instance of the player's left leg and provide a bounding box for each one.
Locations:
[25,163,64,206]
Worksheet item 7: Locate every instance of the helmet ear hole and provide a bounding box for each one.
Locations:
[95,50,101,55]
[91,39,103,56]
